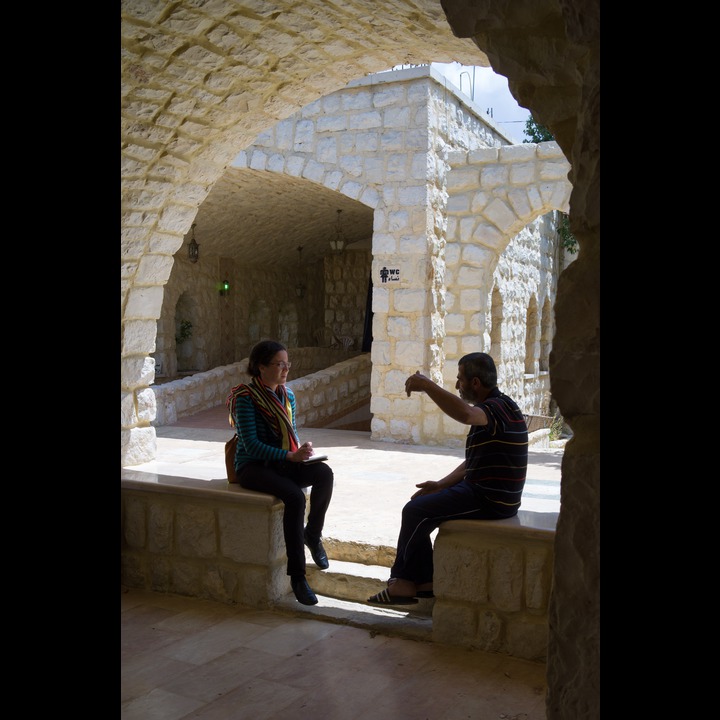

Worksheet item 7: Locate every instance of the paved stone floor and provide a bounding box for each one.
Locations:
[121,586,548,720]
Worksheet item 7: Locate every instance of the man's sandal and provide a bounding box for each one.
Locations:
[367,588,418,606]
[415,590,435,599]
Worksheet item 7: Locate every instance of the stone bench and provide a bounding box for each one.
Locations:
[121,470,557,661]
[432,510,557,661]
[121,471,294,607]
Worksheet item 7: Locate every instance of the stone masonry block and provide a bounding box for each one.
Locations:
[136,387,156,424]
[525,546,552,610]
[470,220,504,250]
[526,184,543,213]
[445,313,466,334]
[446,166,481,191]
[536,140,563,159]
[457,265,484,288]
[175,504,218,558]
[506,187,533,219]
[149,556,173,593]
[394,340,424,366]
[341,180,363,199]
[459,288,483,312]
[148,504,174,553]
[505,616,549,662]
[468,147,499,164]
[479,164,509,188]
[217,564,240,602]
[168,558,203,597]
[248,149,268,171]
[122,496,147,549]
[488,546,524,611]
[393,289,426,312]
[121,553,146,588]
[475,609,504,653]
[233,564,272,607]
[432,601,477,646]
[509,162,536,186]
[217,506,280,564]
[540,160,571,181]
[302,159,326,183]
[136,254,175,285]
[122,319,158,355]
[446,193,471,213]
[201,564,234,604]
[470,190,491,213]
[499,144,536,162]
[434,541,489,602]
[285,155,305,177]
[482,198,516,234]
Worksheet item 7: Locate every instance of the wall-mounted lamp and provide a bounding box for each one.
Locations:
[219,279,230,296]
[329,209,346,255]
[295,246,306,298]
[188,222,200,263]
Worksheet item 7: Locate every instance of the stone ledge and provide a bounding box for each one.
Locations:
[121,470,282,507]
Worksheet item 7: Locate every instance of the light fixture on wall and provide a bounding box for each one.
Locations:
[188,223,200,263]
[295,246,306,298]
[329,209,346,254]
[219,279,230,296]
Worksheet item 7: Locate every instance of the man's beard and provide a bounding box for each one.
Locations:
[459,387,477,404]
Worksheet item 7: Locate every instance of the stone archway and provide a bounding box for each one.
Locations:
[121,3,600,718]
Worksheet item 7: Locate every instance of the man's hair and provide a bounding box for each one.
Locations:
[247,339,287,377]
[459,352,497,389]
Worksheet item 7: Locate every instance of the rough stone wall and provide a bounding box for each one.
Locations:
[440,1,601,718]
[433,518,555,662]
[152,349,368,427]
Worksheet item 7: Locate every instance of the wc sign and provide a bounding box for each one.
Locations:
[379,266,400,283]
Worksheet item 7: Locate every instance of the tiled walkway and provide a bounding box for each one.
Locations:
[121,587,548,720]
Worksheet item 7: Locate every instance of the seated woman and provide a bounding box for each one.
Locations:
[226,340,334,605]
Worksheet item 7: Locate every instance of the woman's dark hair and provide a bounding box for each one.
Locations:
[247,340,287,377]
[459,352,497,389]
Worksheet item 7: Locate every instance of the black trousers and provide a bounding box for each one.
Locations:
[237,460,334,576]
[390,480,514,585]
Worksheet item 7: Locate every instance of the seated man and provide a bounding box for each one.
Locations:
[367,352,529,605]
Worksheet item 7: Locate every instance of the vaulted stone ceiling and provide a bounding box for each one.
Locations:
[185,166,374,269]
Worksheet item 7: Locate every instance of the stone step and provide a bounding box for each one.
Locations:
[321,537,397,567]
[307,558,434,612]
[290,539,436,640]
[272,592,435,643]
[304,555,434,612]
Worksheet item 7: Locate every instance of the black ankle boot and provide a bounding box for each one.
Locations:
[291,576,318,605]
[303,529,329,569]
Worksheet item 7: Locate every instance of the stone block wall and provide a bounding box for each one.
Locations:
[151,349,370,427]
[432,516,556,662]
[121,480,290,608]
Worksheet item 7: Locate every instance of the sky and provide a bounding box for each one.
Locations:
[430,62,533,144]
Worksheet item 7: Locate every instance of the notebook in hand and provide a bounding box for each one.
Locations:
[302,454,328,464]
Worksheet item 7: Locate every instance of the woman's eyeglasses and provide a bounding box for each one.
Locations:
[268,362,292,369]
